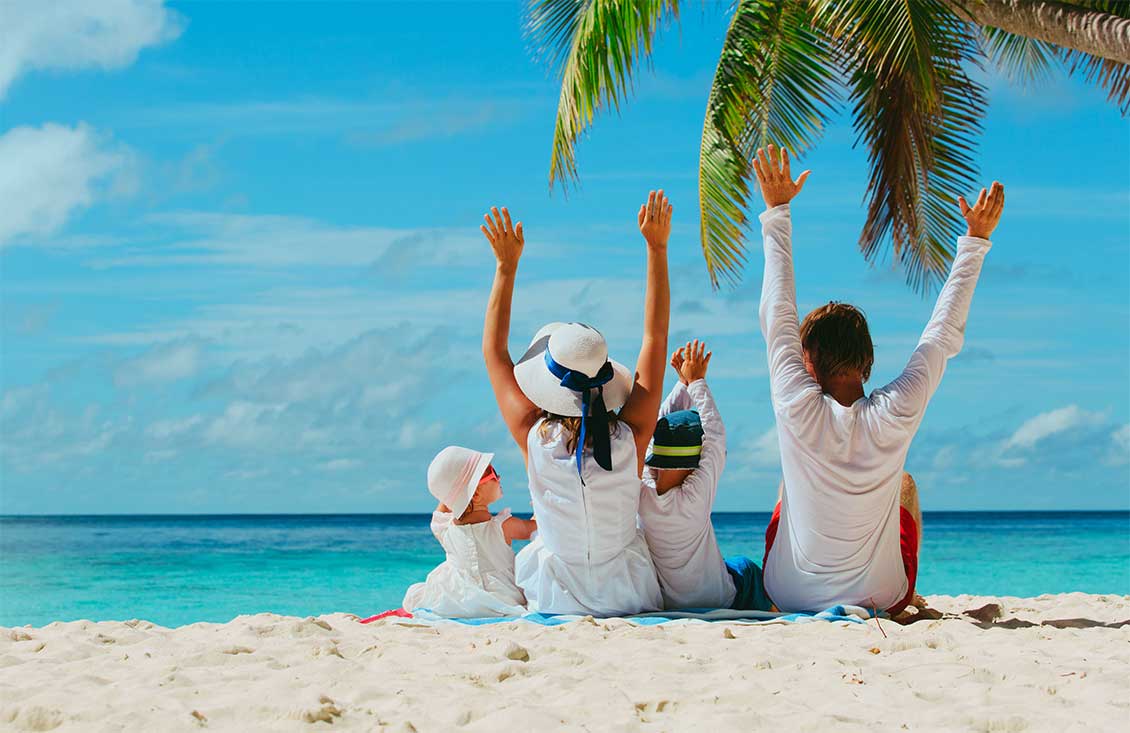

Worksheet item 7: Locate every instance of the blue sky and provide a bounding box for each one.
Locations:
[1,1,1127,514]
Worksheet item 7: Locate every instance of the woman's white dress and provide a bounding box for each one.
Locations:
[402,509,528,617]
[515,419,662,616]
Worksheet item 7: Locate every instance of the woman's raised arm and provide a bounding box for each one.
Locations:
[618,190,672,475]
[481,206,541,461]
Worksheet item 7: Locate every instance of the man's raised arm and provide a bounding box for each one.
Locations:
[754,145,821,411]
[880,182,1005,416]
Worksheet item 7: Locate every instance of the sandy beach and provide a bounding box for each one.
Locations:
[1,594,1126,732]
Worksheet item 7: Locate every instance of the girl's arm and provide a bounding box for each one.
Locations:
[618,190,672,475]
[502,516,537,542]
[481,206,541,462]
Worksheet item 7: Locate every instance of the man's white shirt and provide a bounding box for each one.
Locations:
[759,203,991,612]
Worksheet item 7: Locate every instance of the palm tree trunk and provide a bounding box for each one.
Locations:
[949,0,1130,63]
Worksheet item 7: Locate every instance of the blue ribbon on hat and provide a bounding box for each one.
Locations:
[544,349,615,477]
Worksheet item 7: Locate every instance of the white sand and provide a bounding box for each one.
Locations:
[2,594,1127,732]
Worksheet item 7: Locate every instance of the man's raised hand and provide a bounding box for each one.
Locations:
[480,206,524,272]
[958,181,1005,240]
[638,189,672,248]
[753,144,810,209]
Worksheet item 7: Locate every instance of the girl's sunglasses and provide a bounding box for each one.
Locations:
[477,465,500,487]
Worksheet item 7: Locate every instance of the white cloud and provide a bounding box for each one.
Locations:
[114,339,203,386]
[146,415,203,440]
[1003,405,1106,451]
[203,402,285,448]
[0,123,134,246]
[742,427,780,468]
[1110,424,1130,466]
[398,421,444,451]
[1113,424,1130,452]
[319,458,362,472]
[0,0,182,98]
[84,211,491,269]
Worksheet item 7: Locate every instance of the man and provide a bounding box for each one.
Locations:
[754,144,1004,614]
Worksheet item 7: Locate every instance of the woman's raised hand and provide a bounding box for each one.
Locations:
[638,189,672,248]
[480,206,524,272]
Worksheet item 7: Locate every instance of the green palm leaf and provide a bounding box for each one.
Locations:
[980,26,1063,85]
[524,0,680,188]
[820,0,986,291]
[699,0,839,288]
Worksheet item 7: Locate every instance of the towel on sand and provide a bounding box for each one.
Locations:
[358,605,875,626]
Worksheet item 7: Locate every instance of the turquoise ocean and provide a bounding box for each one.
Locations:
[2,512,1128,628]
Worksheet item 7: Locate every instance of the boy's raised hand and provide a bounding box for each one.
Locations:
[670,346,687,385]
[638,189,672,248]
[480,206,524,272]
[958,181,1005,240]
[678,339,712,384]
[753,144,810,209]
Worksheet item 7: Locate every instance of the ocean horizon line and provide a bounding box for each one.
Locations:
[2,509,1128,519]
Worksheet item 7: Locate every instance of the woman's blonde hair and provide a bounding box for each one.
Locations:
[538,410,620,454]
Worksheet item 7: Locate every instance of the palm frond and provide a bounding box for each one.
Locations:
[698,0,839,288]
[524,0,679,189]
[819,0,986,292]
[980,26,1062,85]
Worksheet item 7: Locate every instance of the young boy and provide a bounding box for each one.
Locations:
[638,340,770,611]
[753,143,1004,614]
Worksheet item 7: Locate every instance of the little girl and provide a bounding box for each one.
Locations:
[402,445,537,617]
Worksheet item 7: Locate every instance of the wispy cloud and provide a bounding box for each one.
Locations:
[114,338,205,387]
[122,95,539,144]
[0,124,136,246]
[1003,405,1106,452]
[0,0,182,98]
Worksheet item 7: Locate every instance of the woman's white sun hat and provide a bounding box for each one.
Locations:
[427,446,494,518]
[513,322,633,417]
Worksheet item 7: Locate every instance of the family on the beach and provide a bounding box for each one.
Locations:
[403,144,1005,618]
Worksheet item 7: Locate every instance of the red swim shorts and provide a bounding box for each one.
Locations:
[763,502,919,616]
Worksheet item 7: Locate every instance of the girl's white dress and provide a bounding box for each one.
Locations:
[515,419,662,616]
[402,509,528,617]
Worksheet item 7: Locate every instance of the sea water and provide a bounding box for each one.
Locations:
[2,512,1127,628]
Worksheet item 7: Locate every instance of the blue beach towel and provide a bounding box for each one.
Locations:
[383,605,874,627]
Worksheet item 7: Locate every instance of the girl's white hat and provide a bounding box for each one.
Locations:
[513,322,633,417]
[427,446,494,518]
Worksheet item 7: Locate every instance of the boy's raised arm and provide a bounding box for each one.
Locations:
[881,182,1004,416]
[657,346,693,418]
[755,146,821,410]
[619,190,673,474]
[481,206,541,459]
[677,340,726,503]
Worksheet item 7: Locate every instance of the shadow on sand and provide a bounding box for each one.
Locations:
[894,602,1129,629]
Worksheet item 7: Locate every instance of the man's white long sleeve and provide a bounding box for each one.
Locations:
[757,205,823,426]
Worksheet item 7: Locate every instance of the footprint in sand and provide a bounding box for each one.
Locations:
[301,695,343,724]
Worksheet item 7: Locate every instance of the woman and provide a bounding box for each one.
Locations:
[478,193,672,616]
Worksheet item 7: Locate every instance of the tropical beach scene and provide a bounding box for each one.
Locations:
[2,1,1128,731]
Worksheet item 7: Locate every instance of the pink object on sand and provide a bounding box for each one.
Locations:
[359,609,413,624]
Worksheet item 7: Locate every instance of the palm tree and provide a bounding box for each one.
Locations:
[525,0,1129,290]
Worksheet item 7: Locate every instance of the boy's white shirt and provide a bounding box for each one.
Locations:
[639,379,736,610]
[759,203,991,612]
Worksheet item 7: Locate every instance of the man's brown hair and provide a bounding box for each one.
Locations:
[800,302,874,381]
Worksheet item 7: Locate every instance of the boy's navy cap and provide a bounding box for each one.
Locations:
[645,409,703,469]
